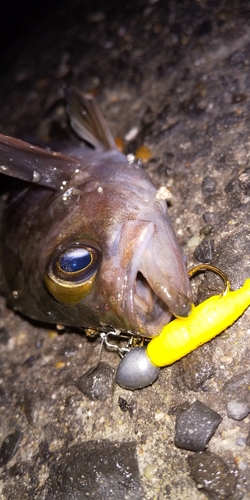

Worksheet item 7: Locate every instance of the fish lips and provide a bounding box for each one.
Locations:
[112,220,192,338]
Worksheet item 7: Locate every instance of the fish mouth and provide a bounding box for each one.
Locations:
[123,222,192,337]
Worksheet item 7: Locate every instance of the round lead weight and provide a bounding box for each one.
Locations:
[115,346,160,390]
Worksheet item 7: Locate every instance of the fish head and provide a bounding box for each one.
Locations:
[41,162,192,338]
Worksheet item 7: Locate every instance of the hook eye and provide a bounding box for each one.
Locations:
[188,263,230,296]
[103,331,131,357]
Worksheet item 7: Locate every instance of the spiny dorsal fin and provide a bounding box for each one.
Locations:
[67,89,117,152]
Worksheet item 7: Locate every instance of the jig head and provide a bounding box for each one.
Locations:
[115,265,250,390]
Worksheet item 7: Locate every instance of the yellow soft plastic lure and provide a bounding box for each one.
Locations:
[147,277,250,367]
[115,264,250,390]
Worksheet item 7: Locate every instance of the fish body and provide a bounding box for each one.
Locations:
[0,90,192,337]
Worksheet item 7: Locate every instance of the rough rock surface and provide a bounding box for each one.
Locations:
[1,1,250,499]
[175,400,222,451]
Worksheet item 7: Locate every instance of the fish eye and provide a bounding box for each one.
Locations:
[59,248,92,273]
[45,244,101,306]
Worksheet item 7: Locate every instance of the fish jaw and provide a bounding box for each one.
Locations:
[103,219,192,338]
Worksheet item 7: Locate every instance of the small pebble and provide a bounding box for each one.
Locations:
[48,330,58,339]
[76,362,115,402]
[54,361,66,369]
[227,400,250,420]
[188,450,237,498]
[144,464,158,481]
[155,186,172,201]
[187,235,202,249]
[135,145,153,163]
[199,224,213,236]
[118,397,136,417]
[118,397,130,412]
[201,176,217,195]
[125,126,139,141]
[203,211,215,223]
[223,371,250,399]
[193,238,215,263]
[175,400,222,451]
[236,437,246,447]
[154,411,165,422]
[238,460,247,471]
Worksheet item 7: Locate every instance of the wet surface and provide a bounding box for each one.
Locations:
[1,0,250,498]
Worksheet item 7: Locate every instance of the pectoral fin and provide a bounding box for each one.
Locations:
[0,134,80,190]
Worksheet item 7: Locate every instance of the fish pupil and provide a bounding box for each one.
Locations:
[59,248,92,273]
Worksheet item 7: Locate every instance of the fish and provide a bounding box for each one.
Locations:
[0,89,192,338]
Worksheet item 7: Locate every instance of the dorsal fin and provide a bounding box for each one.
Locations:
[67,89,117,152]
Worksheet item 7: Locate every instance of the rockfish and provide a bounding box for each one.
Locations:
[0,90,192,337]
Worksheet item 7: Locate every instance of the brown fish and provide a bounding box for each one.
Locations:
[0,89,192,338]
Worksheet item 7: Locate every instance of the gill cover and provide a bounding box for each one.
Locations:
[45,244,101,306]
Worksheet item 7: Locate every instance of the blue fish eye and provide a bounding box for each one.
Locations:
[59,248,92,273]
[45,243,101,305]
